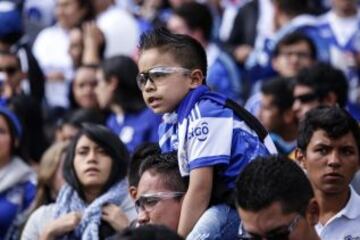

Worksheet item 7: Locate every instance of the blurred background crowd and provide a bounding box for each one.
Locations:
[0,0,360,239]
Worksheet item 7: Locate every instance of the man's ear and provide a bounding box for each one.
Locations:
[295,148,307,169]
[305,198,319,226]
[189,69,204,89]
[322,92,337,106]
[109,76,119,91]
[282,109,296,125]
[128,186,137,200]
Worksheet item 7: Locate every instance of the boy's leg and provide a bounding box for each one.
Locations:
[186,204,240,240]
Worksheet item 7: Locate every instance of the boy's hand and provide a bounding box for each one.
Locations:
[177,167,213,237]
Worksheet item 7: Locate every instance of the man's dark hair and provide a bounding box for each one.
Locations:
[60,108,105,129]
[273,31,317,59]
[139,151,187,193]
[101,55,145,113]
[294,62,349,107]
[115,224,184,240]
[235,155,314,216]
[297,106,360,152]
[172,2,213,42]
[261,76,294,112]
[272,0,312,17]
[138,27,208,80]
[0,108,23,158]
[128,143,161,187]
[63,123,129,199]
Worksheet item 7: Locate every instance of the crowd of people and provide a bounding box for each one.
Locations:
[0,0,359,239]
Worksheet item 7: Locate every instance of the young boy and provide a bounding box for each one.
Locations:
[136,28,277,239]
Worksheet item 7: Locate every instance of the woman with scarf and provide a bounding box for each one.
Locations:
[22,123,136,239]
[0,107,36,240]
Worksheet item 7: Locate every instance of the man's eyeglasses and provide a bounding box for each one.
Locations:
[293,92,318,103]
[135,191,185,213]
[136,66,192,90]
[0,66,19,76]
[238,214,301,240]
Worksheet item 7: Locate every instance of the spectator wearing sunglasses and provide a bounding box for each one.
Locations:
[235,155,320,240]
[292,62,348,121]
[135,151,188,231]
[0,50,46,163]
[295,106,360,239]
[0,50,26,101]
[258,77,297,156]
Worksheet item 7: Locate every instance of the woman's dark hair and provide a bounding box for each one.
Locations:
[101,55,145,113]
[9,95,46,162]
[63,123,129,199]
[60,108,105,129]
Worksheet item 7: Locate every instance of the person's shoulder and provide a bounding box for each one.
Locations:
[28,204,56,225]
[35,24,63,39]
[349,187,360,211]
[22,204,55,240]
[21,179,36,194]
[196,96,233,119]
[33,25,64,51]
[97,6,137,24]
[32,204,56,216]
[317,11,330,24]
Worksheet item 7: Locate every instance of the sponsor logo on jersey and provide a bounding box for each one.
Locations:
[188,122,209,142]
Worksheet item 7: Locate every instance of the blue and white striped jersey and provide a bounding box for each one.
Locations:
[159,86,277,190]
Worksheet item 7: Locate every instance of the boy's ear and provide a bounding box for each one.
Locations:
[189,69,204,89]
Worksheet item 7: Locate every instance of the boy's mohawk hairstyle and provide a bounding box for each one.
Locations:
[139,27,180,50]
[138,27,208,80]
